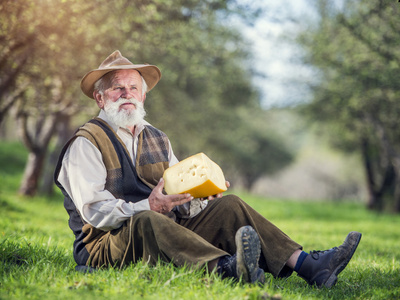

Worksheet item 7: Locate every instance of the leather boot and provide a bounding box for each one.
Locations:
[297,231,362,288]
[218,226,265,284]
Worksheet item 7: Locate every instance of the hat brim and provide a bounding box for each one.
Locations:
[80,64,161,99]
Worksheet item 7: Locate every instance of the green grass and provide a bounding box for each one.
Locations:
[1,141,400,299]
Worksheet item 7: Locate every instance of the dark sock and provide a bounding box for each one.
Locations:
[217,254,237,279]
[294,251,308,272]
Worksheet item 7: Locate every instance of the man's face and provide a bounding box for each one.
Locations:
[94,69,147,128]
[96,69,146,112]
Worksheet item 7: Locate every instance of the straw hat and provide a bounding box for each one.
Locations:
[80,50,161,99]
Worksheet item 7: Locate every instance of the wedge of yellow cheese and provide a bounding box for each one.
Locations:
[163,153,227,198]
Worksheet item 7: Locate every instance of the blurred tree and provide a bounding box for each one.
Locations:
[205,108,293,190]
[0,0,33,126]
[1,0,292,196]
[135,0,293,188]
[1,0,113,195]
[298,0,400,211]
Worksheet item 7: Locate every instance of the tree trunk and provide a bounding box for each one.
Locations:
[393,178,400,213]
[390,157,400,213]
[242,172,258,192]
[17,111,58,197]
[360,137,395,211]
[40,115,73,195]
[39,147,60,196]
[373,119,400,212]
[18,150,47,196]
[360,138,380,210]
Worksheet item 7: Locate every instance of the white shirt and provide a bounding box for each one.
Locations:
[58,110,181,231]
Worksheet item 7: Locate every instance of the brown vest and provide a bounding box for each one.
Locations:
[55,117,171,265]
[76,118,170,193]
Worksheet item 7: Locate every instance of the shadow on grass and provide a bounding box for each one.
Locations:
[0,238,72,273]
[269,266,400,300]
[0,197,25,213]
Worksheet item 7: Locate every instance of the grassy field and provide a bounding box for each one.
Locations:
[1,141,400,299]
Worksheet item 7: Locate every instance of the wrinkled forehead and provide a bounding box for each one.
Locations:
[101,69,142,89]
[109,69,142,85]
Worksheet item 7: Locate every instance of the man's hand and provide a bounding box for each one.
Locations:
[149,178,193,214]
[200,181,230,201]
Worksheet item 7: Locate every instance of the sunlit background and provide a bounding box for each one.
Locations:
[1,0,399,212]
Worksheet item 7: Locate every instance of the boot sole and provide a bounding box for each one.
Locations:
[324,231,362,288]
[235,226,264,284]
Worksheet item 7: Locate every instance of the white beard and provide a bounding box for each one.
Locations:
[103,97,146,128]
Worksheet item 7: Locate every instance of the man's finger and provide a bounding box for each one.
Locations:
[172,195,194,206]
[154,178,165,192]
[168,193,193,203]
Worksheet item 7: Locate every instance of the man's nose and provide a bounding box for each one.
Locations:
[121,86,134,98]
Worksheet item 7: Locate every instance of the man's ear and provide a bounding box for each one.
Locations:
[94,91,104,109]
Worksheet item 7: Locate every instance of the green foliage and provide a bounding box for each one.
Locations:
[1,0,292,195]
[1,141,400,299]
[297,0,400,211]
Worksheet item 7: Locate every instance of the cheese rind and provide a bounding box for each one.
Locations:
[163,153,227,198]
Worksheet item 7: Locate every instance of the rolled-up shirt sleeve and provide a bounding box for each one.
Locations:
[58,137,150,231]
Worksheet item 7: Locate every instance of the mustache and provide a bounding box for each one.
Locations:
[104,97,143,110]
[117,97,141,106]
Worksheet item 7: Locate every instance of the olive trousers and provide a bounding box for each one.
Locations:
[84,195,302,277]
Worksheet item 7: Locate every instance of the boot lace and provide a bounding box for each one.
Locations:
[310,247,338,259]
